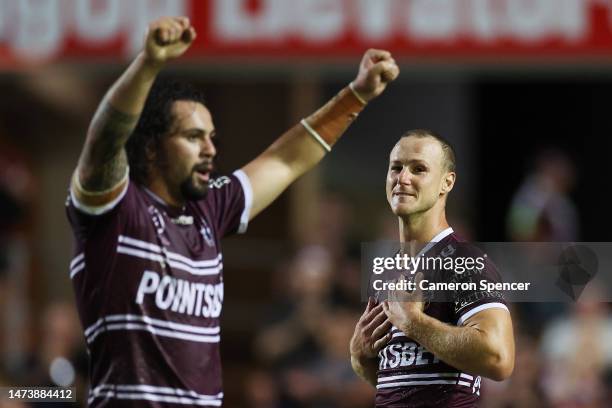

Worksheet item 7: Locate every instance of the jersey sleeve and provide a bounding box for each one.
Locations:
[65,178,145,286]
[204,170,253,238]
[451,249,509,326]
[69,166,129,217]
[65,178,140,240]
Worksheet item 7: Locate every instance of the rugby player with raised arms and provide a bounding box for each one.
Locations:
[350,130,515,407]
[66,16,399,407]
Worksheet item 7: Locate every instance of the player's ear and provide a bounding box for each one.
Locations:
[440,171,456,195]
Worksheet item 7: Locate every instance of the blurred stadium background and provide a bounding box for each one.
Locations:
[1,0,612,406]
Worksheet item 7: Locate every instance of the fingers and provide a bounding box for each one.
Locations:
[182,26,197,43]
[382,64,399,82]
[372,318,392,339]
[174,16,190,29]
[152,16,195,46]
[358,298,373,321]
[372,332,392,351]
[363,47,398,82]
[364,297,374,315]
[364,48,392,63]
[359,302,384,327]
[352,48,398,101]
[362,297,379,318]
[154,22,178,46]
[364,308,387,333]
[371,60,400,83]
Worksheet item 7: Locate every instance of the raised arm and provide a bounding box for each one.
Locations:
[72,17,196,209]
[242,49,399,219]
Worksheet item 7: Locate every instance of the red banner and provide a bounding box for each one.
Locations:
[1,0,612,67]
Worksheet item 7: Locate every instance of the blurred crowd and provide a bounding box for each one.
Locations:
[0,137,611,408]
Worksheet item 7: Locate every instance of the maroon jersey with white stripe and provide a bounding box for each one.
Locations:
[66,171,252,407]
[375,228,508,408]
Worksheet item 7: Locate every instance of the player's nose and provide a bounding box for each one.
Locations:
[397,167,412,184]
[200,137,216,158]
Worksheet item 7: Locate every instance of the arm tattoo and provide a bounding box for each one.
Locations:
[79,102,139,192]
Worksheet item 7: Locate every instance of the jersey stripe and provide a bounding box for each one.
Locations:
[87,323,220,344]
[88,384,223,406]
[117,245,165,263]
[376,372,476,390]
[70,253,85,268]
[69,253,86,279]
[377,380,459,388]
[456,302,509,325]
[84,314,220,336]
[116,246,223,276]
[117,235,223,275]
[378,373,462,382]
[118,235,162,253]
[70,262,85,279]
[84,314,221,344]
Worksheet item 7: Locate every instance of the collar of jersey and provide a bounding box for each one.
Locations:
[414,227,454,258]
[143,187,187,215]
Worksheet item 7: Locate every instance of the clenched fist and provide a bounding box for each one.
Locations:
[144,16,196,64]
[351,49,400,103]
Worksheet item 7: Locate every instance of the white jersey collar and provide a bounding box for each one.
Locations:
[415,227,454,258]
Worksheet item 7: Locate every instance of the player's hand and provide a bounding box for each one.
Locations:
[351,49,399,103]
[382,273,425,335]
[350,297,392,361]
[144,16,196,64]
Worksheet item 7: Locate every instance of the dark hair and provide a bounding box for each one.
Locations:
[400,129,456,172]
[126,78,207,185]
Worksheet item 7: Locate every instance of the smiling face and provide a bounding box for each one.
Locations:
[153,100,217,203]
[386,135,455,217]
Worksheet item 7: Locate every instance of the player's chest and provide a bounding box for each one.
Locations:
[143,203,217,251]
[120,204,222,281]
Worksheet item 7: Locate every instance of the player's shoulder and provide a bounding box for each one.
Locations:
[198,170,252,236]
[436,232,486,258]
[66,178,149,225]
[189,172,241,217]
[436,232,501,276]
[195,174,239,213]
[198,170,251,210]
[207,171,250,194]
[207,174,234,190]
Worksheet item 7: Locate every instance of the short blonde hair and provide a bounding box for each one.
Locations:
[400,129,456,172]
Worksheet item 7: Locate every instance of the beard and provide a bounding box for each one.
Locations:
[179,172,209,201]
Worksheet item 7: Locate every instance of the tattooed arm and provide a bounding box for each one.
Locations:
[72,16,196,208]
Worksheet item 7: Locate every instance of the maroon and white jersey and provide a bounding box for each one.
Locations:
[375,228,508,408]
[66,170,252,407]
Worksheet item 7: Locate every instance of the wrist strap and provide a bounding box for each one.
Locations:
[349,82,368,105]
[301,119,331,152]
[302,86,367,151]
